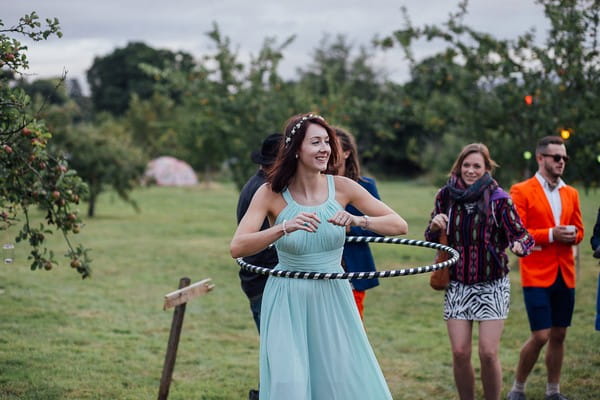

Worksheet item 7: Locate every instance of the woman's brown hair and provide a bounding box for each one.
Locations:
[449,143,499,177]
[335,127,362,182]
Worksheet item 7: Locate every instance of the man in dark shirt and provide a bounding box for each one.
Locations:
[236,133,282,400]
[592,207,600,258]
[236,132,282,331]
[592,207,600,332]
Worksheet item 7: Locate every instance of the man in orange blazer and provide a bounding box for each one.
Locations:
[506,136,584,400]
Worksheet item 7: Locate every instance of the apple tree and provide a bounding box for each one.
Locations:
[1,13,91,277]
[22,83,148,219]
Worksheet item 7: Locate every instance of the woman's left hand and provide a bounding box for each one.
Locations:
[328,210,358,227]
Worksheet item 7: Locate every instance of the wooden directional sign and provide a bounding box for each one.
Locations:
[159,277,215,400]
[163,278,214,310]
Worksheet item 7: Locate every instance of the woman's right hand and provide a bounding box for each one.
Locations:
[429,213,448,233]
[287,212,321,233]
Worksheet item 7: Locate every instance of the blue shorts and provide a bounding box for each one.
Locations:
[523,270,575,331]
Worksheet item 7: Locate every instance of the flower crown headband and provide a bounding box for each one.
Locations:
[285,114,325,146]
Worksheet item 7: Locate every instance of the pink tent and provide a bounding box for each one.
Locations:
[144,156,198,186]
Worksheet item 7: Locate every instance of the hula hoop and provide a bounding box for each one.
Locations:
[236,236,459,280]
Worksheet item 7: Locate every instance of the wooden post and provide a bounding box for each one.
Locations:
[158,277,214,400]
[158,277,190,400]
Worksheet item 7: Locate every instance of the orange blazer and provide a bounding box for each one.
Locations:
[510,177,584,288]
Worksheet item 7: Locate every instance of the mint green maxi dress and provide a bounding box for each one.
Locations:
[259,175,392,400]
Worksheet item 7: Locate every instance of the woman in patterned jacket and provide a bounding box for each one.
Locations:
[425,143,534,400]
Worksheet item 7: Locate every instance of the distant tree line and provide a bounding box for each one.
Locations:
[16,1,600,194]
[2,1,599,274]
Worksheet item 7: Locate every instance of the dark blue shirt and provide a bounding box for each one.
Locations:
[342,176,381,292]
[592,207,600,251]
[236,169,278,298]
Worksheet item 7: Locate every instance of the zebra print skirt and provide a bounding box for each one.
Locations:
[443,276,510,321]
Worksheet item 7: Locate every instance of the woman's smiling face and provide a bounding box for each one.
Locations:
[460,152,486,186]
[298,123,331,171]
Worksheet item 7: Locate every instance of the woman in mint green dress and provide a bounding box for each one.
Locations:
[231,113,408,399]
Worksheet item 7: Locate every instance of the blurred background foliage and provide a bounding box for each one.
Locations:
[8,1,600,191]
[2,1,599,276]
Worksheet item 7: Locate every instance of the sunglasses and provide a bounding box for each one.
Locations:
[542,153,569,162]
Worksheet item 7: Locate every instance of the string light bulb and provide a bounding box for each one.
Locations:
[560,128,571,140]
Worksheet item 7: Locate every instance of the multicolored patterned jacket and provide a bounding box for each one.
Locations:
[425,186,534,285]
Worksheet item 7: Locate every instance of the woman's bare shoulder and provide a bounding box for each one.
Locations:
[332,175,362,206]
[332,175,358,190]
[254,183,286,214]
[254,182,272,195]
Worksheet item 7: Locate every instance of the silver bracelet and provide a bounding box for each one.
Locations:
[362,215,370,229]
[282,219,289,235]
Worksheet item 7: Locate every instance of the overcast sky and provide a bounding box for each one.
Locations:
[5,1,549,93]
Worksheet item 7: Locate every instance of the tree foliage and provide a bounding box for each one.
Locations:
[128,31,431,185]
[1,13,91,277]
[124,93,179,159]
[50,118,147,217]
[144,23,301,189]
[296,36,424,176]
[379,0,600,188]
[16,77,69,105]
[20,2,599,198]
[19,79,147,219]
[87,42,195,115]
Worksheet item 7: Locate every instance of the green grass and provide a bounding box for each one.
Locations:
[0,181,598,399]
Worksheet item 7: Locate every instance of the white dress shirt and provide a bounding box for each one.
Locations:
[535,172,566,243]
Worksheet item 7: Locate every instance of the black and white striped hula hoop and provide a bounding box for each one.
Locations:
[235,237,458,280]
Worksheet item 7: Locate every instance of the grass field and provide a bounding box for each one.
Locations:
[0,181,598,399]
